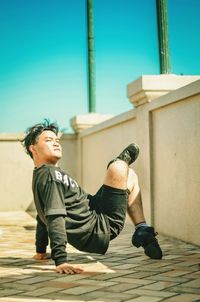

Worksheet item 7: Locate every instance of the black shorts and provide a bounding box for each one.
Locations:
[88,184,129,240]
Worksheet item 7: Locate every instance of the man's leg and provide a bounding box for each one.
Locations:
[104,160,129,190]
[106,143,162,259]
[126,168,162,259]
[127,169,145,224]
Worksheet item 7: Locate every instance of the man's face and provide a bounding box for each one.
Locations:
[30,130,62,166]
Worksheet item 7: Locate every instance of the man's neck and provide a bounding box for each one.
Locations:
[33,159,58,168]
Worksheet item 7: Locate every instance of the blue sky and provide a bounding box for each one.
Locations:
[0,0,199,132]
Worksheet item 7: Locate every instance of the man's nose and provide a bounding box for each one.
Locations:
[53,140,60,146]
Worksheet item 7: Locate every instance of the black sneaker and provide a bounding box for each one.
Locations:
[132,226,163,259]
[107,143,140,168]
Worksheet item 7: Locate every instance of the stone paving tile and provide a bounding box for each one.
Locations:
[179,279,200,288]
[80,290,138,302]
[159,269,194,277]
[60,285,101,295]
[42,291,94,301]
[42,280,80,289]
[0,279,14,285]
[105,276,155,286]
[124,288,177,298]
[19,287,63,297]
[186,271,200,279]
[141,280,179,290]
[0,289,24,297]
[168,286,200,295]
[126,297,163,302]
[0,282,39,292]
[146,274,190,284]
[81,271,132,281]
[163,293,200,302]
[0,299,51,302]
[74,279,117,288]
[122,271,159,279]
[1,212,200,302]
[102,282,142,293]
[15,275,55,284]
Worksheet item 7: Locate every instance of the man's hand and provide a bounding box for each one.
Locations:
[33,253,51,260]
[55,263,84,274]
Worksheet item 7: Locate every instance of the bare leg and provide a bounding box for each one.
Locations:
[104,160,162,259]
[127,169,146,225]
[104,162,145,226]
[104,160,129,189]
[105,151,162,259]
[127,168,162,259]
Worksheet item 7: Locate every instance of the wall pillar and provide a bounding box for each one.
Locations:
[127,75,200,107]
[70,113,113,134]
[127,74,200,224]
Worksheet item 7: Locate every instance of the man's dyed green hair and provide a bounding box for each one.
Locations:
[22,119,59,158]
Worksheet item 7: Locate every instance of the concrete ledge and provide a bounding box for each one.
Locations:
[79,109,136,138]
[148,78,200,111]
[127,74,200,107]
[0,133,24,141]
[70,113,113,133]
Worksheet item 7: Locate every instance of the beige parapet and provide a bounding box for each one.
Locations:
[70,113,113,134]
[73,76,200,245]
[127,74,200,107]
[0,133,33,211]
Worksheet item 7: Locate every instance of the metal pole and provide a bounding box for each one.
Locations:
[156,0,171,74]
[86,0,96,112]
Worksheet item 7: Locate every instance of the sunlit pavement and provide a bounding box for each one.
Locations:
[0,212,200,302]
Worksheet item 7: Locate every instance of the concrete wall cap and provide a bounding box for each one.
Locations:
[70,113,113,133]
[127,74,200,107]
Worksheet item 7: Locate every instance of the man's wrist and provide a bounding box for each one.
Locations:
[55,257,68,266]
[36,248,47,254]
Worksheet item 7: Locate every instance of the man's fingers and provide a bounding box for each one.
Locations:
[55,263,84,274]
[74,267,84,273]
[55,267,83,274]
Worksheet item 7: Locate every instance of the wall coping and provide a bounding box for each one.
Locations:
[79,109,136,138]
[79,78,200,138]
[0,132,76,141]
[70,113,114,134]
[0,133,24,141]
[148,78,200,112]
[127,74,200,107]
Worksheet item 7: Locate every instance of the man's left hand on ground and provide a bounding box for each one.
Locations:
[55,263,84,274]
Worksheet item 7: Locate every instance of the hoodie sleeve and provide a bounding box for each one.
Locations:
[35,215,49,253]
[47,214,67,266]
[39,168,68,265]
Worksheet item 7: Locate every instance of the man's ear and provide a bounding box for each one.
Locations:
[29,144,36,156]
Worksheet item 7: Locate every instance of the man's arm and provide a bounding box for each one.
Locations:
[33,215,50,260]
[47,215,67,265]
[47,214,83,274]
[39,167,83,274]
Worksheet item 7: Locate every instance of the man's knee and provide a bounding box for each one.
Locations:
[129,168,138,183]
[107,160,128,178]
[108,160,128,175]
[127,168,139,192]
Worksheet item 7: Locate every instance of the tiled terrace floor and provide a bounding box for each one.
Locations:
[0,212,200,302]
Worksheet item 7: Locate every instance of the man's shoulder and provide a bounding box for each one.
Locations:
[34,165,64,181]
[38,165,68,183]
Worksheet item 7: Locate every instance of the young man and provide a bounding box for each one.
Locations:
[22,120,162,274]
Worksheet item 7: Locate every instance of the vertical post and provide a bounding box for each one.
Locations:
[86,0,96,112]
[156,0,171,74]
